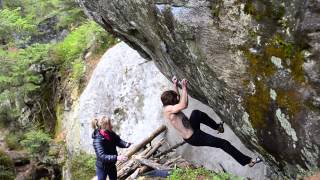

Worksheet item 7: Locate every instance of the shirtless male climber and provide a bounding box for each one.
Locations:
[161,76,262,167]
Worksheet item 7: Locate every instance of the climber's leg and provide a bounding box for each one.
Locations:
[184,130,251,166]
[189,110,224,133]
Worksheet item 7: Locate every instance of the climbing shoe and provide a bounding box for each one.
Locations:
[248,157,263,167]
[217,122,224,134]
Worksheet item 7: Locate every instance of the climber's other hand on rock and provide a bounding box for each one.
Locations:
[172,76,178,84]
[181,79,187,88]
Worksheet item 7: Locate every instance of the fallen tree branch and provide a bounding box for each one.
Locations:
[144,138,165,158]
[135,157,170,170]
[117,125,166,168]
[117,146,152,178]
[154,141,186,158]
[125,125,166,158]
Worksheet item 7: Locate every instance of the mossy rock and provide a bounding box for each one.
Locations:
[0,150,16,180]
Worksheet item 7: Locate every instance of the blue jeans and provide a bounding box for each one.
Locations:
[96,165,117,180]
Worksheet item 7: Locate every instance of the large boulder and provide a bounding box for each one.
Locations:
[76,42,266,178]
[78,0,320,177]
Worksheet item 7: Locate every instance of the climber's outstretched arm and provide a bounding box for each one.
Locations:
[167,79,188,114]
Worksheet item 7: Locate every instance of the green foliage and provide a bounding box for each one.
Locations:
[0,8,36,45]
[3,0,86,30]
[0,44,51,127]
[55,0,86,30]
[71,58,85,82]
[0,103,20,127]
[21,130,52,157]
[0,44,50,91]
[52,21,116,82]
[242,0,285,22]
[54,21,114,62]
[168,168,243,180]
[71,152,96,180]
[0,150,15,180]
[211,0,223,18]
[0,0,115,132]
[4,132,23,150]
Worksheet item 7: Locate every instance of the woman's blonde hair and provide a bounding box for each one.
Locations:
[91,116,112,130]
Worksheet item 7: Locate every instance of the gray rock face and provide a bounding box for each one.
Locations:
[78,42,170,153]
[76,42,266,178]
[78,0,320,177]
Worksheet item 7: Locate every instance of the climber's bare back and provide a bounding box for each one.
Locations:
[163,107,193,139]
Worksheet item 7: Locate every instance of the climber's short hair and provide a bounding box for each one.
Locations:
[161,90,179,106]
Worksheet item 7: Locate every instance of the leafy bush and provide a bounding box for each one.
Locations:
[0,8,36,45]
[0,150,15,180]
[21,130,52,157]
[0,44,51,127]
[4,0,86,29]
[71,152,96,180]
[55,0,86,30]
[52,21,116,82]
[4,132,23,150]
[168,168,243,180]
[53,21,115,62]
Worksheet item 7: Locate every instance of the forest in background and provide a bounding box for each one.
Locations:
[0,0,116,179]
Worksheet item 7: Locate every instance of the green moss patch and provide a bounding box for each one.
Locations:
[244,80,271,129]
[276,89,303,119]
[211,0,224,18]
[168,167,243,180]
[243,34,305,128]
[242,0,285,22]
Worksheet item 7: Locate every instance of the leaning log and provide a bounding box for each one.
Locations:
[117,147,151,178]
[154,141,186,158]
[118,138,165,179]
[117,125,166,170]
[125,125,166,158]
[135,157,170,170]
[144,138,165,158]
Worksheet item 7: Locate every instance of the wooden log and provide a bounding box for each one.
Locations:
[117,147,151,178]
[118,145,152,169]
[125,125,166,158]
[144,138,165,158]
[118,138,165,179]
[135,157,170,170]
[127,168,139,180]
[163,156,181,167]
[154,141,186,158]
[117,125,167,168]
[123,139,165,179]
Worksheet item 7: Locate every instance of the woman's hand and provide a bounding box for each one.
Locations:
[117,155,128,162]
